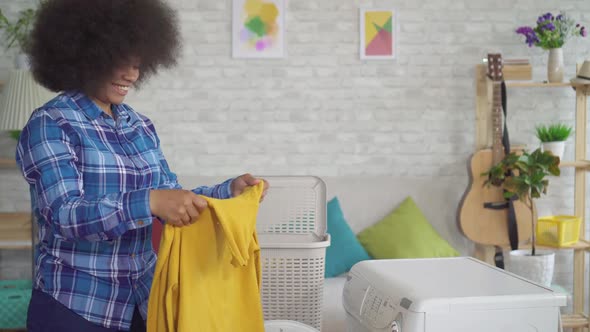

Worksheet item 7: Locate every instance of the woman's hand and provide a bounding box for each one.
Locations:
[149,189,208,227]
[231,173,269,201]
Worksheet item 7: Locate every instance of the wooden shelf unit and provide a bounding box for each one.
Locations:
[0,160,32,251]
[560,160,590,169]
[0,158,16,168]
[562,313,589,329]
[0,212,31,249]
[475,63,590,332]
[504,239,590,251]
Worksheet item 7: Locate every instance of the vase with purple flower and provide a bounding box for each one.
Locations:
[516,12,587,83]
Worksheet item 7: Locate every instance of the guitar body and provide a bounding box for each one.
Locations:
[458,148,533,246]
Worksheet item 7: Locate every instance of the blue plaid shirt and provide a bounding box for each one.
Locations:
[16,91,233,330]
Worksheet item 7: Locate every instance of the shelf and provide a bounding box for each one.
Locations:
[560,160,590,169]
[549,239,590,251]
[506,81,572,88]
[0,158,16,168]
[562,313,589,329]
[503,240,590,251]
[571,82,590,88]
[0,240,31,249]
[569,239,590,250]
[0,212,30,224]
[0,212,31,249]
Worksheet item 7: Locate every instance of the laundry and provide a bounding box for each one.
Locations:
[147,182,265,332]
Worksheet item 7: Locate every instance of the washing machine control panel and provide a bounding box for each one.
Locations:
[360,286,397,329]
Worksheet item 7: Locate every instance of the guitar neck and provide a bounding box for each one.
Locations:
[491,81,504,164]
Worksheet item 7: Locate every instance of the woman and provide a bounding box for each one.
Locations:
[17,1,267,331]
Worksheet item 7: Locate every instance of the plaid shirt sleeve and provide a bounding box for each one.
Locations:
[17,111,153,241]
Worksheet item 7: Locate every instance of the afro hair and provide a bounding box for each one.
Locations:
[27,0,181,93]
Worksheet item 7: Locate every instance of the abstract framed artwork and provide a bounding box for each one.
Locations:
[232,0,285,58]
[359,8,396,60]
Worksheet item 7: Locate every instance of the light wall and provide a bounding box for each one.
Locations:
[0,0,589,312]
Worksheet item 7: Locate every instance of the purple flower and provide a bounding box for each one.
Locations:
[516,26,540,47]
[516,26,534,34]
[537,12,554,24]
[543,23,556,31]
[518,11,585,48]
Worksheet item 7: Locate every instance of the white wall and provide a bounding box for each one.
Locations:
[0,0,589,312]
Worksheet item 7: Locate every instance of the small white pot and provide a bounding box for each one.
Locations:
[541,141,565,160]
[505,249,555,287]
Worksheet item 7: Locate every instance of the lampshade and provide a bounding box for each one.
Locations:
[0,70,55,130]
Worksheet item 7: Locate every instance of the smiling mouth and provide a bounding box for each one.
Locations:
[113,83,130,94]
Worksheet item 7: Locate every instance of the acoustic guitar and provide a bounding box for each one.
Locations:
[458,53,533,247]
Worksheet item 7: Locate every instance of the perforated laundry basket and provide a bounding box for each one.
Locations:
[257,176,330,331]
[264,320,320,332]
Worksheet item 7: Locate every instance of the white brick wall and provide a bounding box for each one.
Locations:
[1,0,589,312]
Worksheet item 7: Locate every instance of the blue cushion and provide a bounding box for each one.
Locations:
[325,197,371,277]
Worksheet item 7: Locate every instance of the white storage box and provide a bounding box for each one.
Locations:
[343,257,567,332]
[257,176,331,331]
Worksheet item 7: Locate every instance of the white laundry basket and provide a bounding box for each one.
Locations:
[257,176,330,331]
[264,320,320,332]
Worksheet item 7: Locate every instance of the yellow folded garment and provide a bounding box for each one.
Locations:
[147,182,265,332]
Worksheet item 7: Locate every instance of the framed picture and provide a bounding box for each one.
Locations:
[232,0,285,58]
[359,8,396,60]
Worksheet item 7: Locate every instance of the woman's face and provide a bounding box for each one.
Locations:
[91,57,141,113]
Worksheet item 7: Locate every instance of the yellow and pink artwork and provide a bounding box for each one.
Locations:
[360,9,396,60]
[233,0,285,58]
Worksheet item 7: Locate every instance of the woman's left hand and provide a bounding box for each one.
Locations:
[231,173,269,202]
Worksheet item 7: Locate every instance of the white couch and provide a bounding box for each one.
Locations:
[176,175,474,332]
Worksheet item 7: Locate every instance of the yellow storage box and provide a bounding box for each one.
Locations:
[536,215,581,247]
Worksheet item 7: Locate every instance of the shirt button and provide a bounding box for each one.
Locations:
[137,220,144,226]
[130,253,136,258]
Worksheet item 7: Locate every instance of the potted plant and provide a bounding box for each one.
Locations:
[0,5,41,68]
[535,123,573,160]
[483,148,560,287]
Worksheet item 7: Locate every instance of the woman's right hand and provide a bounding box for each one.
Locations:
[149,189,208,227]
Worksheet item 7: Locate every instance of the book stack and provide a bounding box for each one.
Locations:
[503,58,532,80]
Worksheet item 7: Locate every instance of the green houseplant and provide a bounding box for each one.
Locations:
[535,123,573,160]
[484,148,560,255]
[0,8,37,51]
[0,3,42,68]
[483,148,560,286]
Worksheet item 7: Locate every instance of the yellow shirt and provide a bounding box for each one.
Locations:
[147,182,265,332]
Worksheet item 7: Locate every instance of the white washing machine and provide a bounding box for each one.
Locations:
[343,257,566,332]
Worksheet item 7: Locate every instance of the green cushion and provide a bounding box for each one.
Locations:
[357,197,460,259]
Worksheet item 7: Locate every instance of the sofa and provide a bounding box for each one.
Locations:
[175,175,474,332]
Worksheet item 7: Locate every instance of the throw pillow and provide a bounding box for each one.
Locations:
[357,197,459,259]
[325,197,371,277]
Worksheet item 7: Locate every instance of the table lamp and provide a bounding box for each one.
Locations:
[0,69,55,139]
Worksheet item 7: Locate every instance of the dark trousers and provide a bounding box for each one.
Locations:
[27,289,146,332]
